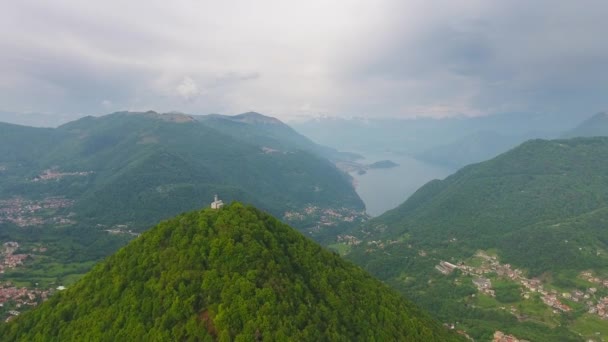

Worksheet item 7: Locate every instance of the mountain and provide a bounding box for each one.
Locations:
[0,111,366,309]
[343,137,608,341]
[0,204,462,341]
[0,110,80,128]
[0,111,364,234]
[416,130,549,168]
[563,111,608,138]
[291,112,579,156]
[195,112,361,161]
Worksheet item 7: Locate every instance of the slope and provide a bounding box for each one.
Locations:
[0,204,462,341]
[0,111,365,233]
[362,137,608,268]
[344,137,608,341]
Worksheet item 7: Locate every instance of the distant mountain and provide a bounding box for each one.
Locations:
[195,112,361,161]
[0,111,365,236]
[291,113,578,156]
[0,110,81,128]
[563,111,608,138]
[0,204,462,341]
[415,130,546,168]
[344,137,608,341]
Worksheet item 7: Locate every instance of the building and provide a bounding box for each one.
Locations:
[211,194,224,209]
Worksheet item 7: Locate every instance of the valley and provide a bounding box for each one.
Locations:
[3,3,607,340]
[1,113,608,340]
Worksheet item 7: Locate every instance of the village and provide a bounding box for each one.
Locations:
[31,168,93,182]
[0,241,53,322]
[283,205,367,232]
[102,223,140,237]
[0,196,75,227]
[436,251,608,320]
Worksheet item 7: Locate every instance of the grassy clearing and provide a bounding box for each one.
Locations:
[327,243,351,256]
[570,314,608,340]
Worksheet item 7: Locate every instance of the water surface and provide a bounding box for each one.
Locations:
[350,153,454,216]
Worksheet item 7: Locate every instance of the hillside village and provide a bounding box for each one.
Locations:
[31,168,93,182]
[437,251,608,320]
[0,242,52,322]
[283,205,367,233]
[0,197,74,227]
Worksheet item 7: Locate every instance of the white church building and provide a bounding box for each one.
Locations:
[211,194,224,209]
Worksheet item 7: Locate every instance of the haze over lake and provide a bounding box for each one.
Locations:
[350,153,453,216]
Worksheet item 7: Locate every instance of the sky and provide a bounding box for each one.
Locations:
[1,0,607,122]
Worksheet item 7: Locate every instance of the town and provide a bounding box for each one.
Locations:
[283,205,367,232]
[436,251,608,319]
[0,197,75,227]
[0,241,52,322]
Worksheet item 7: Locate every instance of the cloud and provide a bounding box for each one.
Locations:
[176,77,201,101]
[0,0,607,120]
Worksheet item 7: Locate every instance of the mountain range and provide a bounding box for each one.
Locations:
[0,111,364,234]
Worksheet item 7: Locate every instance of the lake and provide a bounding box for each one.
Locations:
[350,153,454,217]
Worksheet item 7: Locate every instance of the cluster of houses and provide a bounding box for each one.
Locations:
[493,331,528,342]
[578,271,608,319]
[104,224,139,237]
[336,234,362,246]
[435,252,608,318]
[541,294,571,312]
[283,205,366,231]
[31,168,92,182]
[580,271,608,288]
[0,197,74,227]
[0,242,54,323]
[0,282,51,322]
[472,277,495,297]
[0,242,29,274]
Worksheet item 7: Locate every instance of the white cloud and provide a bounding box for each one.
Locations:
[176,77,201,101]
[0,0,606,119]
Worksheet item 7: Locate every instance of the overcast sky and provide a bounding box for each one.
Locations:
[1,0,607,121]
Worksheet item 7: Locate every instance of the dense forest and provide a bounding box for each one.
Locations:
[0,204,462,341]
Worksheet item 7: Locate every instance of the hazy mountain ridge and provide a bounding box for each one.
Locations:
[563,111,608,138]
[291,112,580,156]
[196,112,362,162]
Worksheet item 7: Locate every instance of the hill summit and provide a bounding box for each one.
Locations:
[1,204,460,341]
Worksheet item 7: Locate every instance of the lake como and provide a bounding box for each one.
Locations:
[350,153,454,216]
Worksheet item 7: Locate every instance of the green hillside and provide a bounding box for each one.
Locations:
[0,204,461,341]
[344,137,608,341]
[0,111,365,315]
[0,111,364,232]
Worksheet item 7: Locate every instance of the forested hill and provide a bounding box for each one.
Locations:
[343,137,608,341]
[357,137,608,275]
[0,204,461,341]
[0,111,364,233]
